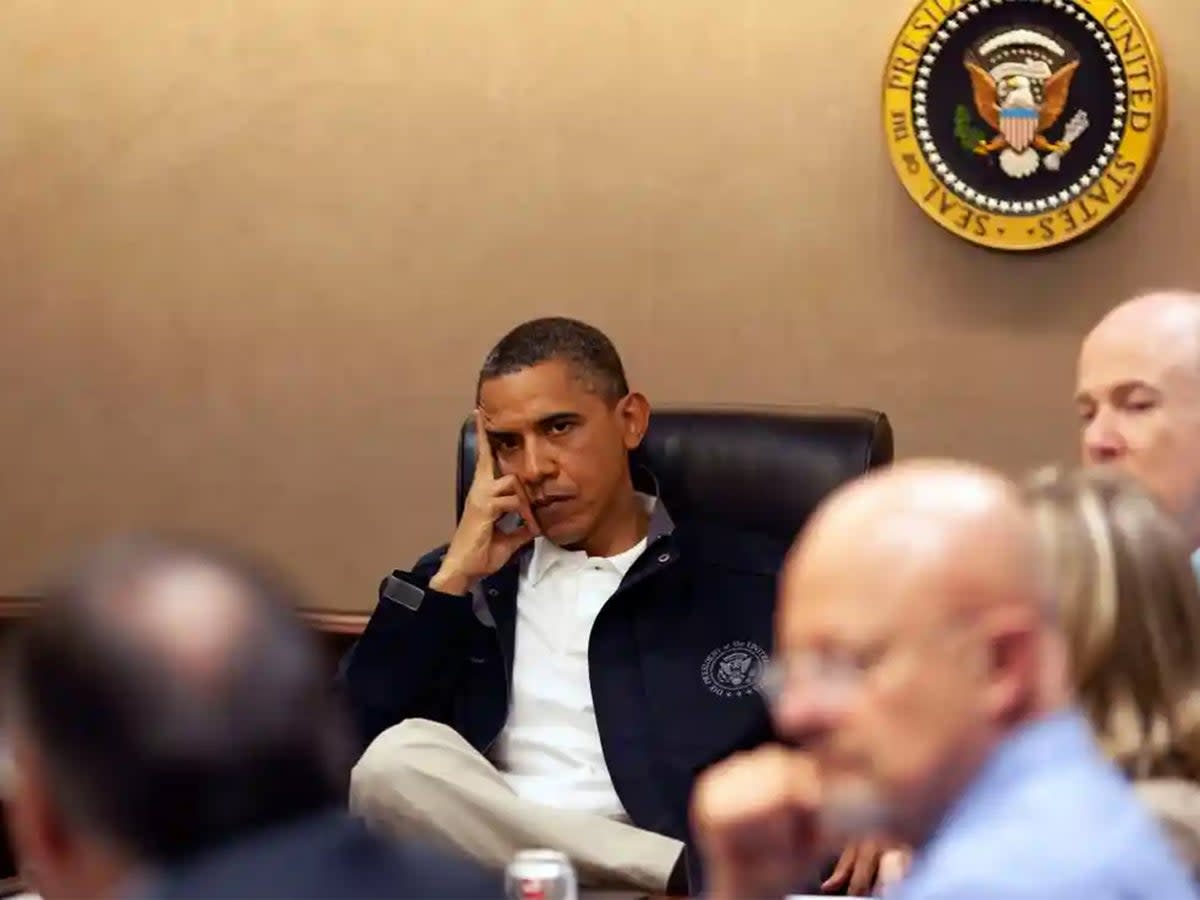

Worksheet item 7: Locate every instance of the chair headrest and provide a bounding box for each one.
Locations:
[456,406,893,542]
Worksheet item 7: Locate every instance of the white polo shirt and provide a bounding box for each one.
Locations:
[490,529,648,819]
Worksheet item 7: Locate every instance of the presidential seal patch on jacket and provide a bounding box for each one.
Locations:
[883,0,1165,251]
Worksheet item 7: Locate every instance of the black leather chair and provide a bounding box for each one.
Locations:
[456,406,893,542]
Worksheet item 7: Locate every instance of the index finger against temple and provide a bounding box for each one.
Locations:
[474,409,495,475]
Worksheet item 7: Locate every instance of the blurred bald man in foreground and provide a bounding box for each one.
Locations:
[693,462,1196,899]
[1078,291,1200,567]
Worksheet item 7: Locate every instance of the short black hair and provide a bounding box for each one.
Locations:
[5,535,352,866]
[477,317,629,403]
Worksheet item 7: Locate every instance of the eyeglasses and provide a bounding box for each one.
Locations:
[759,617,979,708]
[755,648,882,707]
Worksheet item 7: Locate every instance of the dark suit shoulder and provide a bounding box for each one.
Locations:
[154,812,502,900]
[671,520,789,576]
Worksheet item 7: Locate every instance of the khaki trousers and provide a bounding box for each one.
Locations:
[349,719,685,891]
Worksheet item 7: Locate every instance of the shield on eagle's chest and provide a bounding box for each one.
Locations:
[1000,106,1038,152]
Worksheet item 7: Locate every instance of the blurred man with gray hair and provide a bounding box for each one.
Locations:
[1,535,499,900]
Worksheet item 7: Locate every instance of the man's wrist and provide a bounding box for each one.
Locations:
[428,565,472,596]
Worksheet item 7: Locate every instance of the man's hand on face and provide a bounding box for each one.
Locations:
[693,746,824,900]
[429,411,540,596]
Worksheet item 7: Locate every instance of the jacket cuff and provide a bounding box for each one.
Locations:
[379,570,470,613]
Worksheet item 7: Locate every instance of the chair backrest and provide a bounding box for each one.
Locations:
[455,406,893,542]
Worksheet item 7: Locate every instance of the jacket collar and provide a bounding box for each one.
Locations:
[525,492,674,586]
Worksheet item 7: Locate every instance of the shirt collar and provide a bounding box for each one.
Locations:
[526,492,671,586]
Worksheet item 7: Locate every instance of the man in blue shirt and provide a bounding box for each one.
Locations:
[1076,291,1200,579]
[692,461,1196,899]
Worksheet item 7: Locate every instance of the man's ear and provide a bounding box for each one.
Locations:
[981,613,1041,726]
[617,392,651,451]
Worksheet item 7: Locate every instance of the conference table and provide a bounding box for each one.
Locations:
[584,896,850,899]
[581,895,853,900]
[2,892,856,899]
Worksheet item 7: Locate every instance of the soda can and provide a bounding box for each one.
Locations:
[505,848,578,900]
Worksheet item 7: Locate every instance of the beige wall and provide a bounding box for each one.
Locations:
[1,0,1198,611]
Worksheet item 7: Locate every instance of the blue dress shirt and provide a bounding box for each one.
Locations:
[890,710,1197,899]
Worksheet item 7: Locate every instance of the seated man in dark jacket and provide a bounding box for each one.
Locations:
[340,317,880,893]
[1,535,499,900]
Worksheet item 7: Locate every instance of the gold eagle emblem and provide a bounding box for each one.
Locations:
[965,56,1080,160]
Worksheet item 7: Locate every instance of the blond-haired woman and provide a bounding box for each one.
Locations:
[1023,465,1200,874]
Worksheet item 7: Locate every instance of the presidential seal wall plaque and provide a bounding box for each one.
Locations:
[883,0,1165,251]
